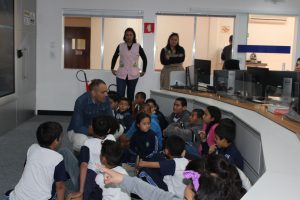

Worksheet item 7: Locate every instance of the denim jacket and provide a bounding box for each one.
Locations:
[68,92,112,135]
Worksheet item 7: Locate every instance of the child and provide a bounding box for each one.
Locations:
[128,112,159,163]
[95,140,131,200]
[138,135,189,198]
[209,118,244,170]
[115,97,133,132]
[68,116,116,200]
[132,91,146,117]
[8,122,67,200]
[166,97,190,124]
[108,91,120,117]
[165,108,204,157]
[146,98,169,131]
[198,106,221,156]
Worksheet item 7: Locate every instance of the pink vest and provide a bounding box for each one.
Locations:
[198,123,219,156]
[117,43,140,80]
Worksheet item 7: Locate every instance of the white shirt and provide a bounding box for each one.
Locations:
[95,166,131,200]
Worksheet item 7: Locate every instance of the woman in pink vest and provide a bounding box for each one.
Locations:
[111,28,147,102]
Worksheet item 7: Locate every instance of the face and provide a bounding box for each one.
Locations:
[142,105,152,115]
[147,102,157,113]
[215,135,227,148]
[119,100,130,112]
[296,60,300,67]
[169,35,179,48]
[135,95,145,104]
[100,155,108,167]
[137,117,151,132]
[173,100,185,115]
[125,30,134,44]
[110,99,118,110]
[202,108,214,124]
[189,111,198,124]
[184,184,195,200]
[92,83,108,103]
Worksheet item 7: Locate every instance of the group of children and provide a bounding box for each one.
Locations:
[6,92,250,200]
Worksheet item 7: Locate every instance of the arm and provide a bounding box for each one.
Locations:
[160,48,170,66]
[139,45,147,73]
[111,45,120,75]
[169,47,185,64]
[139,160,160,168]
[55,181,65,200]
[53,161,68,200]
[71,98,88,135]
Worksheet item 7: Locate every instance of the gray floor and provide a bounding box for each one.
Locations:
[0,115,72,195]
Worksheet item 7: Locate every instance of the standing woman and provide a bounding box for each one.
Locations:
[160,33,185,89]
[111,28,147,102]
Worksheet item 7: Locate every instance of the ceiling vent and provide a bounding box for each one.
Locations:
[249,15,287,24]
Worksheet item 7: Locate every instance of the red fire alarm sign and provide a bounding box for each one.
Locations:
[144,23,155,33]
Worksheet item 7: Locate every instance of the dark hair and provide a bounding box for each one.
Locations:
[119,97,131,106]
[297,57,300,63]
[89,79,106,91]
[36,121,63,148]
[205,106,221,134]
[101,140,123,167]
[139,103,151,112]
[186,158,207,174]
[135,92,146,100]
[105,115,120,135]
[108,92,119,102]
[215,118,236,143]
[175,97,187,107]
[166,32,180,50]
[229,35,233,43]
[92,116,110,137]
[135,112,150,128]
[192,108,204,119]
[145,98,160,111]
[123,27,137,43]
[166,135,185,157]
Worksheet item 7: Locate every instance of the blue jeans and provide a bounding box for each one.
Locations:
[116,76,139,102]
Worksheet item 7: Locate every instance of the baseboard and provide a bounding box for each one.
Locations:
[37,110,73,116]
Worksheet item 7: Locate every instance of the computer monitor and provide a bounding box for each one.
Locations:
[194,59,211,86]
[223,59,240,70]
[246,67,269,98]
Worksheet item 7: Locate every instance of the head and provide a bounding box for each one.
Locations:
[166,32,180,49]
[203,106,221,125]
[108,92,119,110]
[164,135,186,158]
[173,97,187,115]
[189,109,204,124]
[118,97,131,112]
[135,112,151,132]
[123,27,136,44]
[296,57,300,66]
[146,98,159,113]
[229,35,233,44]
[140,103,152,115]
[135,92,146,104]
[215,118,236,148]
[100,140,123,168]
[89,79,108,103]
[105,115,121,136]
[36,121,63,149]
[92,116,110,138]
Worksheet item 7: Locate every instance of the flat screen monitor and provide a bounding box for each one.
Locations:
[246,67,269,97]
[223,59,240,70]
[194,59,211,85]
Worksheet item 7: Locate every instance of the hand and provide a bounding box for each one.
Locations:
[208,144,217,154]
[67,191,83,200]
[102,167,124,185]
[111,69,117,76]
[140,72,145,77]
[88,125,94,136]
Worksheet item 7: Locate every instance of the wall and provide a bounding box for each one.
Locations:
[36,0,300,111]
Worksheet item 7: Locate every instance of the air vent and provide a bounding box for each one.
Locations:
[249,15,287,24]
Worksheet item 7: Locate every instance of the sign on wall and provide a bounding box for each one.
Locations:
[144,23,154,33]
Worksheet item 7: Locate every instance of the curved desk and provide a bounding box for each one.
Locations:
[150,89,300,200]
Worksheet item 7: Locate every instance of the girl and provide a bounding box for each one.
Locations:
[128,112,159,163]
[198,106,221,156]
[146,98,169,131]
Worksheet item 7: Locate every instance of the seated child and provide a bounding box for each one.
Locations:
[68,116,116,200]
[132,91,146,117]
[166,97,190,124]
[128,112,159,163]
[165,108,204,157]
[95,140,131,200]
[146,98,169,131]
[8,122,67,200]
[198,106,221,156]
[115,97,133,132]
[138,135,189,198]
[108,91,120,117]
[209,118,244,170]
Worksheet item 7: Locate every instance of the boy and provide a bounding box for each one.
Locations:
[132,91,146,116]
[8,122,67,200]
[209,118,244,170]
[166,97,190,124]
[68,116,116,200]
[95,140,131,200]
[165,108,204,157]
[108,91,120,117]
[115,97,133,132]
[138,135,189,198]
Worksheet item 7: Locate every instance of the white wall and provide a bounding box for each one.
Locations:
[36,0,300,111]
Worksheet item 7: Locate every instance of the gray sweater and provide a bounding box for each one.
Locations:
[120,176,181,200]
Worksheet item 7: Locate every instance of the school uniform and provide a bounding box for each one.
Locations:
[115,109,133,132]
[216,143,244,170]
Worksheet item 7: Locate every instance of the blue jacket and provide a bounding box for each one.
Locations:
[126,114,163,150]
[68,92,112,135]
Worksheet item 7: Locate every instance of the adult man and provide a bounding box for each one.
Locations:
[221,35,233,62]
[68,79,112,151]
